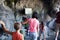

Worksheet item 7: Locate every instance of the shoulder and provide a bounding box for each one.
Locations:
[19,33,24,37]
[36,19,40,23]
[28,18,32,20]
[28,18,32,21]
[56,11,60,15]
[11,32,16,35]
[20,33,23,36]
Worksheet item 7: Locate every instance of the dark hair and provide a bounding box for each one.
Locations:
[41,21,44,25]
[56,11,60,17]
[32,11,38,19]
[14,23,21,30]
[22,16,27,21]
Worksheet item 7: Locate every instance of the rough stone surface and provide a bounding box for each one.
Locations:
[0,3,15,40]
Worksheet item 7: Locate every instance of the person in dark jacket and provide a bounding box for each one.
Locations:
[55,11,60,40]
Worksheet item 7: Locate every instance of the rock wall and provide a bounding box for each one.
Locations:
[0,3,27,40]
[16,0,43,11]
[0,3,15,40]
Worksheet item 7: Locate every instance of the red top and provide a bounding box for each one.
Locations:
[12,32,23,40]
[56,11,60,23]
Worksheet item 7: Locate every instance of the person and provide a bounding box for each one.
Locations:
[55,11,60,40]
[22,16,29,35]
[21,11,40,40]
[38,21,45,40]
[0,21,24,40]
[40,21,44,32]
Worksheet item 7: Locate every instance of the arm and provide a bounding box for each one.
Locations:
[22,35,24,40]
[21,19,28,24]
[0,21,12,35]
[37,23,40,33]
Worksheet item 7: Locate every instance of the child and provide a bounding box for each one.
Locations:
[0,21,24,40]
[39,21,45,40]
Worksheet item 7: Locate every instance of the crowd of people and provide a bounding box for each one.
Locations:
[0,11,60,40]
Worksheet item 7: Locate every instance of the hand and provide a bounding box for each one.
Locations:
[0,21,12,35]
[21,22,23,24]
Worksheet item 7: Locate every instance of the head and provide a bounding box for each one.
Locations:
[56,11,60,18]
[32,11,38,19]
[14,23,22,30]
[41,21,44,25]
[22,16,28,22]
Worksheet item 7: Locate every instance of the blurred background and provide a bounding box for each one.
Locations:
[0,0,60,40]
